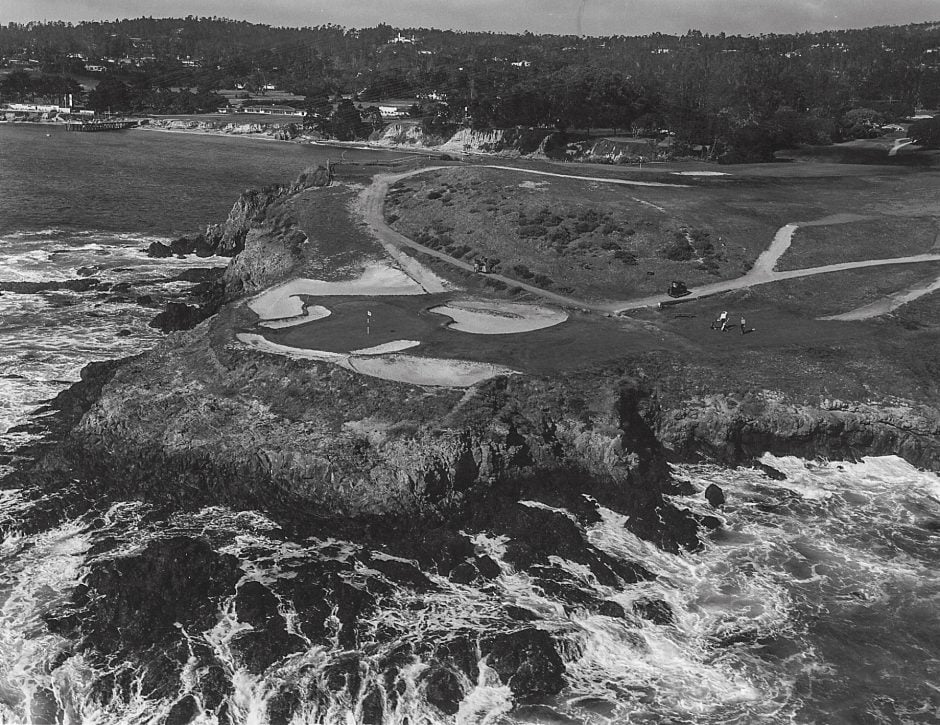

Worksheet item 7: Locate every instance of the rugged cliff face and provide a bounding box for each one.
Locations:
[144,118,313,141]
[204,187,286,257]
[11,165,939,561]
[651,391,940,470]
[367,124,661,163]
[55,302,698,549]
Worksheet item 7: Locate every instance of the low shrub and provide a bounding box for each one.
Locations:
[427,190,443,200]
[512,264,535,279]
[519,224,548,238]
[663,238,694,261]
[532,273,554,287]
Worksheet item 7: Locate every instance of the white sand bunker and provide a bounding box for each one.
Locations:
[350,340,420,355]
[430,299,568,334]
[672,171,729,176]
[259,304,331,330]
[237,333,515,388]
[348,355,516,387]
[248,263,426,325]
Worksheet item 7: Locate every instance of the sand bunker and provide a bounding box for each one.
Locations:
[672,171,729,176]
[237,333,515,387]
[259,304,331,329]
[350,340,420,355]
[237,333,348,363]
[430,300,568,334]
[248,263,426,323]
[347,355,517,388]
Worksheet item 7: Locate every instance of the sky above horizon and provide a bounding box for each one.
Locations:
[2,0,938,36]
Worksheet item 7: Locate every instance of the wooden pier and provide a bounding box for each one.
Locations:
[65,119,137,132]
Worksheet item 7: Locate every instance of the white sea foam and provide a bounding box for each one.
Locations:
[0,515,92,725]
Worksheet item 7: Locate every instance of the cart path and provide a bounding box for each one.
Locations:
[358,166,940,316]
[820,271,940,320]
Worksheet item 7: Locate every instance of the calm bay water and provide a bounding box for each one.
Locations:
[0,124,397,442]
[0,123,939,725]
[0,124,393,235]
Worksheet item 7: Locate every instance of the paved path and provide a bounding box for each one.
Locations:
[358,165,940,317]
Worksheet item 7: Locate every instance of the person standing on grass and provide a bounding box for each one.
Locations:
[740,316,747,334]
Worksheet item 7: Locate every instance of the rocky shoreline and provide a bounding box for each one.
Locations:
[2,163,939,723]
[6,162,939,525]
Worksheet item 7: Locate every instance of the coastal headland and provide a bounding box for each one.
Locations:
[9,148,940,526]
[4,148,940,724]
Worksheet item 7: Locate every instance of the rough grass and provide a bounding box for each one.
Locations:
[386,168,750,301]
[777,217,940,271]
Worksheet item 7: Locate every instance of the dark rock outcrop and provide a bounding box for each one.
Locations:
[203,187,286,258]
[147,241,174,258]
[652,394,940,471]
[597,600,628,618]
[481,628,565,699]
[758,461,787,480]
[705,483,725,508]
[231,581,305,673]
[149,302,206,332]
[632,597,675,625]
[422,666,464,715]
[0,278,99,293]
[45,537,240,702]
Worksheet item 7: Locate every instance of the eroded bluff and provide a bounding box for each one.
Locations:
[58,303,698,549]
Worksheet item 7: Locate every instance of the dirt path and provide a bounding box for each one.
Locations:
[820,271,940,320]
[359,169,607,311]
[358,166,940,316]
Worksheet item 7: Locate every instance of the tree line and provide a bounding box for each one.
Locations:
[2,17,939,159]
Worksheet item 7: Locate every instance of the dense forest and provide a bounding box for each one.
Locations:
[2,17,939,159]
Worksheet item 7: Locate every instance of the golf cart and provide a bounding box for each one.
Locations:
[668,280,691,298]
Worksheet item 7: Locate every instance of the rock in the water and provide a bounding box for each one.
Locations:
[632,597,675,625]
[146,241,173,258]
[597,600,627,618]
[474,555,502,579]
[705,483,725,508]
[45,537,241,702]
[758,462,787,480]
[505,605,540,621]
[170,236,200,256]
[150,302,205,332]
[163,695,198,725]
[362,554,435,591]
[449,560,478,584]
[231,581,305,673]
[360,687,384,725]
[324,653,362,700]
[265,687,301,725]
[27,687,60,725]
[481,628,565,699]
[423,666,464,715]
